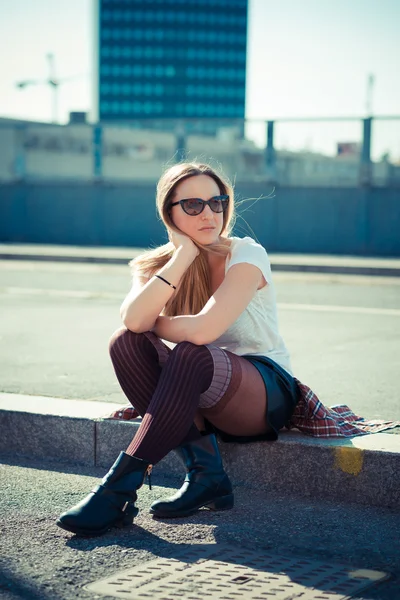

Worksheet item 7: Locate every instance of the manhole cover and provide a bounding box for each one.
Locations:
[85,544,388,599]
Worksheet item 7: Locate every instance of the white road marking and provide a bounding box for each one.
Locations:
[279,302,400,317]
[1,286,400,316]
[1,287,121,300]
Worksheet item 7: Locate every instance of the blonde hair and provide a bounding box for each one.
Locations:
[130,162,236,316]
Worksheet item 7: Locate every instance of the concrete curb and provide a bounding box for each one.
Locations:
[1,244,400,276]
[1,394,399,510]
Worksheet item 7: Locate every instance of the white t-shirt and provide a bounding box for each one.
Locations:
[210,236,293,374]
[132,236,292,374]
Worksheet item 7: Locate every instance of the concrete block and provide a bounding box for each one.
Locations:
[0,393,119,467]
[219,436,400,509]
[0,411,95,466]
[1,394,399,509]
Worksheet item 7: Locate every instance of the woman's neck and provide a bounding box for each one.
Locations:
[205,237,231,271]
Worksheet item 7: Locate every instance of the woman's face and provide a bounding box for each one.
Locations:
[169,175,224,244]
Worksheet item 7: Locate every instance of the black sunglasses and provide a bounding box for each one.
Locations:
[170,194,229,216]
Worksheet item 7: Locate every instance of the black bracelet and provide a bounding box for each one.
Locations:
[155,274,177,290]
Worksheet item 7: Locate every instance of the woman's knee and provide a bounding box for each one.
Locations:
[170,340,201,357]
[170,341,211,368]
[108,327,147,357]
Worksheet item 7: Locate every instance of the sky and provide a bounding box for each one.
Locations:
[0,0,399,160]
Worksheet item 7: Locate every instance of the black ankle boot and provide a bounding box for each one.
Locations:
[56,452,151,536]
[150,434,233,518]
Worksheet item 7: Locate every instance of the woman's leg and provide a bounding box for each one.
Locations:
[57,332,229,535]
[109,328,206,446]
[109,327,172,418]
[110,329,271,450]
[199,347,272,437]
[125,340,216,463]
[148,346,270,518]
[122,340,270,466]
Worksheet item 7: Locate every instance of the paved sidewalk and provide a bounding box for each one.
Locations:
[1,242,400,276]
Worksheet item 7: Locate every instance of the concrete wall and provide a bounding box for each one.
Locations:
[1,182,399,256]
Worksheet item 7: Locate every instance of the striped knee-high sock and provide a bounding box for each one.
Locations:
[126,341,214,464]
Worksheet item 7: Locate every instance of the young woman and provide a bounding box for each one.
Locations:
[55,161,304,536]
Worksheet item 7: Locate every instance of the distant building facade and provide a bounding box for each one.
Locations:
[93,0,248,133]
[2,117,398,186]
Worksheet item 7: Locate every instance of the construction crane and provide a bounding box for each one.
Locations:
[16,53,87,123]
[366,73,375,117]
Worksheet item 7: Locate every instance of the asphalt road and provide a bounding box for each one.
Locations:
[1,455,400,600]
[1,259,400,420]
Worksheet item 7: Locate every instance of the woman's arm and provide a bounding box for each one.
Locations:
[121,246,197,333]
[152,262,263,345]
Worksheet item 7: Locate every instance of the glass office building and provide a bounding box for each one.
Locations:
[93,0,248,132]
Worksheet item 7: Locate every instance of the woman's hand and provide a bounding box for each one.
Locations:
[168,228,199,258]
